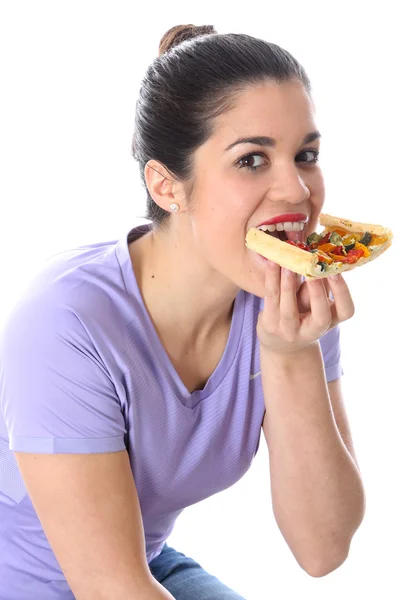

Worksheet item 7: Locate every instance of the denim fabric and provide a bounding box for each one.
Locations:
[149,544,247,599]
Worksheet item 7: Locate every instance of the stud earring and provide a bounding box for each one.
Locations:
[170,203,180,212]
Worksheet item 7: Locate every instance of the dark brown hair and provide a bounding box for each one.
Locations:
[132,24,311,228]
[158,24,216,56]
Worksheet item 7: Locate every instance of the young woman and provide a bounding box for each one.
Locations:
[0,24,365,600]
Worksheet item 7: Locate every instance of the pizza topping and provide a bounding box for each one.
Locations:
[317,232,332,246]
[331,244,346,256]
[283,224,387,272]
[308,230,345,249]
[332,248,364,264]
[315,250,334,264]
[328,226,349,236]
[344,242,356,252]
[253,219,390,276]
[307,232,323,246]
[369,233,388,246]
[342,232,364,245]
[317,242,337,254]
[359,231,372,246]
[353,242,371,257]
[329,232,344,246]
[286,240,310,251]
[247,215,391,278]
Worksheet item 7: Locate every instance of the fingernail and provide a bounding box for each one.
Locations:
[329,274,340,280]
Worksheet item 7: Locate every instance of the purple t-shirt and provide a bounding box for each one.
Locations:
[0,224,343,599]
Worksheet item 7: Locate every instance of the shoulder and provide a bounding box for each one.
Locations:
[1,235,132,358]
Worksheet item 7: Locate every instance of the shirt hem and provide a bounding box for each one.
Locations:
[9,435,126,454]
[325,363,343,382]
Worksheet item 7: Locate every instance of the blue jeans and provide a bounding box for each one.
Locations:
[149,544,247,599]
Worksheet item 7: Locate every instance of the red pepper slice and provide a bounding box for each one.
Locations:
[319,232,332,245]
[331,248,364,264]
[286,240,310,251]
[333,245,345,256]
[297,241,311,251]
[346,248,364,262]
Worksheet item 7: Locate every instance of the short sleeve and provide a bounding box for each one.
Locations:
[319,325,343,382]
[0,299,127,454]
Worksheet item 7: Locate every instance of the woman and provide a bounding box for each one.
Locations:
[0,24,365,600]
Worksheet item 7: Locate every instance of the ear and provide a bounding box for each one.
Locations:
[144,160,187,213]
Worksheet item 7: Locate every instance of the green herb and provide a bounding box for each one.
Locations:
[307,232,323,246]
[330,232,344,246]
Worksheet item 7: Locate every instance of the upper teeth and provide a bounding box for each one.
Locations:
[257,221,306,232]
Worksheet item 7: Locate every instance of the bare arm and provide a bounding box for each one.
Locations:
[261,344,366,578]
[15,450,175,600]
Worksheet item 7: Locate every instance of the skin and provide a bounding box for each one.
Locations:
[130,78,365,575]
[133,81,324,323]
[14,79,364,598]
[131,79,346,354]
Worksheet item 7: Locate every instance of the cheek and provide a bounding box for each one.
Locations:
[196,173,259,227]
[301,172,325,236]
[309,171,325,213]
[192,195,249,266]
[311,169,325,202]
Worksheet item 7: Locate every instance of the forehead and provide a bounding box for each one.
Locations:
[210,80,316,145]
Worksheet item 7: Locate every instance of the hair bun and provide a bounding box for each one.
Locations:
[158,24,217,56]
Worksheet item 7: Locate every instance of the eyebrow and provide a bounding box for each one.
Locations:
[224,131,321,152]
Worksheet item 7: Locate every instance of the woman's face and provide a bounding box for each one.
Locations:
[187,79,325,298]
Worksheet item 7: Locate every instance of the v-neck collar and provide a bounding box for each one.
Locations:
[116,224,245,408]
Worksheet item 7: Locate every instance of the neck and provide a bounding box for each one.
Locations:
[129,223,239,346]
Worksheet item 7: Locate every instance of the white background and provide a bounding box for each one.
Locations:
[0,1,399,598]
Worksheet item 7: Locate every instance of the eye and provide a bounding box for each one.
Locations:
[296,149,320,164]
[237,152,267,172]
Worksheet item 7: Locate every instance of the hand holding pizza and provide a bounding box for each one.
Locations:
[256,262,355,354]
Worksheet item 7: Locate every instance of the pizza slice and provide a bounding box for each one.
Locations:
[245,213,393,279]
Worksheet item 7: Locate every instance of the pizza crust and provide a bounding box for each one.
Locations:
[245,213,393,279]
[319,213,392,238]
[245,228,320,277]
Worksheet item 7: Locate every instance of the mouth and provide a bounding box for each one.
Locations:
[255,213,308,243]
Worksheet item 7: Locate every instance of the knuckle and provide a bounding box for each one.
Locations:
[283,332,298,343]
[280,323,299,343]
[264,290,280,303]
[281,311,298,323]
[258,318,277,337]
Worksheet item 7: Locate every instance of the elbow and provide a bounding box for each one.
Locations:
[300,545,350,578]
[296,506,365,578]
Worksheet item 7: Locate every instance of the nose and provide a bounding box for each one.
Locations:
[267,164,310,205]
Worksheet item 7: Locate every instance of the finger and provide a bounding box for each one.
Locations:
[295,273,302,293]
[327,274,355,323]
[297,275,330,314]
[322,277,332,298]
[262,261,281,326]
[296,281,311,313]
[302,278,333,331]
[280,268,300,331]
